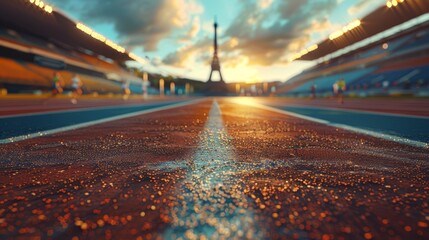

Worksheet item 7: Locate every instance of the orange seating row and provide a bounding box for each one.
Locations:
[0,58,121,92]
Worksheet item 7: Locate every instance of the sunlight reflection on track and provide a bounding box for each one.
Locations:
[162,100,268,239]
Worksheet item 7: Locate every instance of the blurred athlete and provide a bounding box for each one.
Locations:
[121,79,130,100]
[72,74,83,96]
[51,71,64,96]
[337,78,346,104]
[71,74,83,104]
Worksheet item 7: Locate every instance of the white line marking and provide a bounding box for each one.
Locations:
[163,99,267,239]
[269,103,429,120]
[0,99,198,119]
[0,99,204,144]
[231,100,428,149]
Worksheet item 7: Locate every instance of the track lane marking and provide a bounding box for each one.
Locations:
[163,99,267,239]
[230,99,428,149]
[0,99,199,119]
[0,99,204,144]
[265,103,429,119]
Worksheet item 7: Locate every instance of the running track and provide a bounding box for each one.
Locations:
[0,97,428,239]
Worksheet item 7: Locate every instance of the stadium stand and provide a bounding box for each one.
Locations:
[0,57,47,87]
[279,15,429,97]
[278,0,429,97]
[0,1,152,94]
[289,67,376,96]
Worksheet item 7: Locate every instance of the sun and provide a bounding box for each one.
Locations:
[223,65,260,83]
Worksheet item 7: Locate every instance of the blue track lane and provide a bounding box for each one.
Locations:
[270,105,429,143]
[0,101,187,140]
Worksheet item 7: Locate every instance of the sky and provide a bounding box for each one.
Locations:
[48,0,387,83]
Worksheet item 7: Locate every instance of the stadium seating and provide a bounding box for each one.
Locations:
[78,53,123,72]
[279,20,429,97]
[0,57,48,87]
[395,30,429,53]
[0,27,144,94]
[289,67,375,96]
[351,65,429,90]
[378,56,429,72]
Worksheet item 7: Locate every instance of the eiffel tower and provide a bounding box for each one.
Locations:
[208,19,224,82]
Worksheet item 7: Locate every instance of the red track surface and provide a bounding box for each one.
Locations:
[220,99,429,239]
[258,97,429,116]
[0,100,212,239]
[0,96,190,116]
[1,96,428,117]
[0,98,428,239]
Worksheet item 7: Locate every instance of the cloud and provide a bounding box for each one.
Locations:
[163,37,212,67]
[163,0,340,69]
[179,16,201,42]
[347,0,385,16]
[222,0,338,65]
[347,0,371,15]
[188,16,201,38]
[51,0,347,70]
[51,0,203,52]
[258,0,273,9]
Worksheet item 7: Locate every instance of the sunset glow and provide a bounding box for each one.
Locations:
[48,0,387,82]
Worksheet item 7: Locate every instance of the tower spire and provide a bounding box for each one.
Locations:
[208,17,224,82]
[214,16,218,54]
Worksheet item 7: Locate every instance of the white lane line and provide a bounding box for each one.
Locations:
[268,103,429,120]
[163,99,267,239]
[0,99,198,119]
[264,104,429,119]
[0,99,204,144]
[231,100,428,149]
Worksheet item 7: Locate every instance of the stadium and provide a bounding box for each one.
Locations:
[0,0,157,95]
[0,1,428,239]
[277,0,429,98]
[0,1,428,97]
